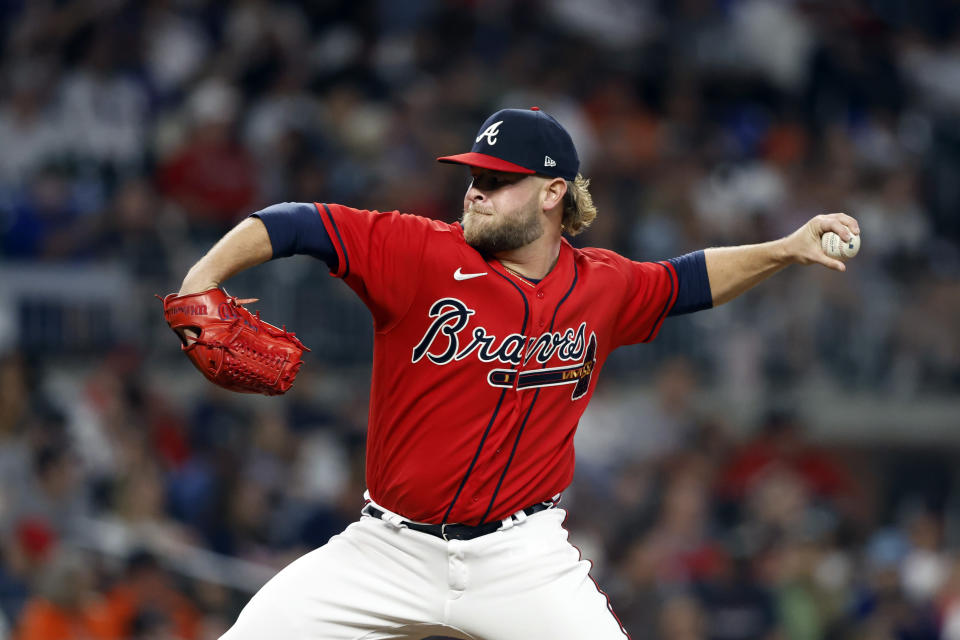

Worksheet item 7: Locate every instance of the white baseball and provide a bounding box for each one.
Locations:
[821,231,860,259]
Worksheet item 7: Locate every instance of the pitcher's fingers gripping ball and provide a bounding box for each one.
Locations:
[160,288,309,395]
[792,212,860,271]
[821,231,860,259]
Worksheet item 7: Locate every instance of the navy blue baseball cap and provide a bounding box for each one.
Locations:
[438,107,580,181]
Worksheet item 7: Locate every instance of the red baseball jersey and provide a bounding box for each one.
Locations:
[316,203,679,525]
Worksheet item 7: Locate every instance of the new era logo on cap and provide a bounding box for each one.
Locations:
[437,107,580,180]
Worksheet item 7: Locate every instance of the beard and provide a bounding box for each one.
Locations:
[461,197,543,254]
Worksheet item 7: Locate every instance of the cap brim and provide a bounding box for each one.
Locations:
[436,152,535,174]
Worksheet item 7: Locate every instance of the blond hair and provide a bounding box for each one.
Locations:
[561,174,596,236]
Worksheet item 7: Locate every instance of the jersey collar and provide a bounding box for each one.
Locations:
[486,238,573,290]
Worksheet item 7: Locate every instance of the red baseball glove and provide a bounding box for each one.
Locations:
[160,288,309,396]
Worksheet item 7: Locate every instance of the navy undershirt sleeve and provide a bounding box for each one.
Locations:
[666,250,713,316]
[249,202,338,270]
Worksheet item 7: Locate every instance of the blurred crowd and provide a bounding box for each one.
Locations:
[2,0,960,639]
[0,348,366,639]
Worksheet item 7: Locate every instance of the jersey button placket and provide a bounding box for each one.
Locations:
[534,288,546,329]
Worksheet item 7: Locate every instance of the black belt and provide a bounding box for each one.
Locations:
[364,502,553,541]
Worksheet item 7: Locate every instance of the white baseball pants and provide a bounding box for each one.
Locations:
[220,505,630,639]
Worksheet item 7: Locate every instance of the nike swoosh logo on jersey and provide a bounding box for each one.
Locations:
[454,268,487,281]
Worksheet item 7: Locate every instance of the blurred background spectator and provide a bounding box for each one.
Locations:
[1,1,959,638]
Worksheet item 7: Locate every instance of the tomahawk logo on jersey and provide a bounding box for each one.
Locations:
[314,201,679,527]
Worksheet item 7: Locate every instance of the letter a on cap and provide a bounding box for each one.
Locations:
[476,121,503,146]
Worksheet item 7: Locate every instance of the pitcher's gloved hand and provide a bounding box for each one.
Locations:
[160,288,309,395]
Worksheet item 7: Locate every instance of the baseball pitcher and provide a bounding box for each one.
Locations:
[164,107,860,639]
